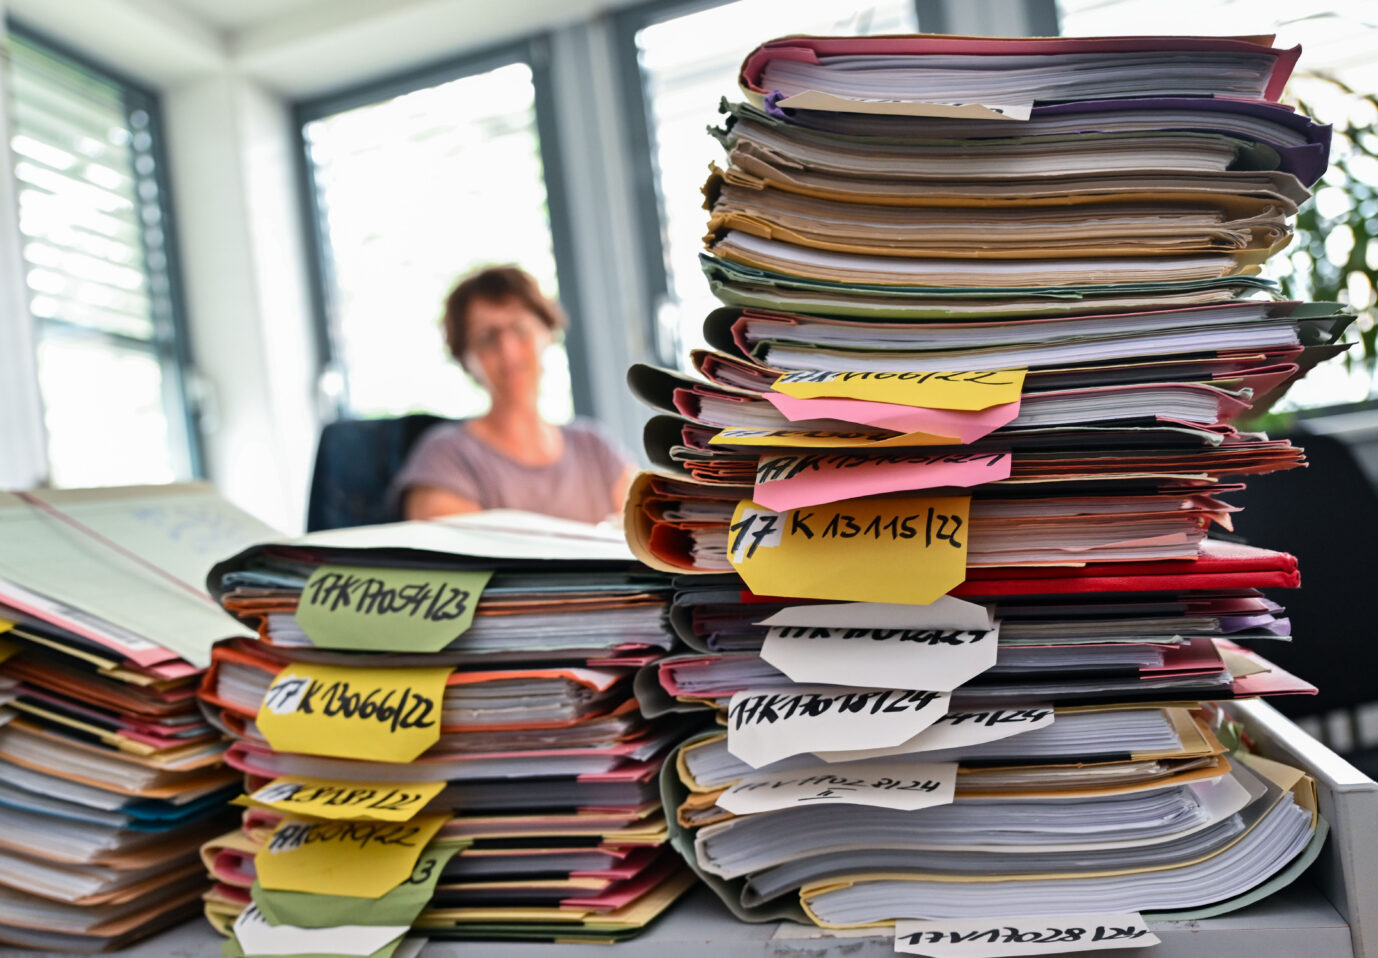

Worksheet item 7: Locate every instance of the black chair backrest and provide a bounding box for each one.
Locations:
[305,414,450,532]
[1230,425,1378,718]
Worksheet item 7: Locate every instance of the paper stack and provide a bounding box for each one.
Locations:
[0,485,281,951]
[623,33,1337,931]
[195,511,697,953]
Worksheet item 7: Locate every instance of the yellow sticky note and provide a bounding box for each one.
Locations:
[710,427,954,448]
[773,369,1025,411]
[238,776,446,822]
[255,813,449,898]
[296,565,492,653]
[257,664,450,763]
[728,495,970,605]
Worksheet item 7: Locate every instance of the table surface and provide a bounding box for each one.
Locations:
[16,882,1353,958]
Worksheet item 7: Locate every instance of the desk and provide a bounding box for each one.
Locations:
[17,702,1373,958]
[8,884,1354,958]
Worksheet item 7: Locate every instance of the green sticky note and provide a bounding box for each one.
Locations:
[296,565,492,652]
[251,841,463,928]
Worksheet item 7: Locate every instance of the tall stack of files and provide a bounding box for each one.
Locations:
[620,33,1344,932]
[0,484,281,951]
[193,511,701,954]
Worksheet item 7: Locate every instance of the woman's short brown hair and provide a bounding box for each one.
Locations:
[442,265,567,362]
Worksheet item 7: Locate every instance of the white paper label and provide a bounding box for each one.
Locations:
[814,706,1054,762]
[233,904,409,956]
[758,597,993,631]
[717,759,956,814]
[895,914,1158,957]
[761,623,998,692]
[726,685,950,768]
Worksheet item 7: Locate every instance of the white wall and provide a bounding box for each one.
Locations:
[163,75,319,533]
[0,2,48,490]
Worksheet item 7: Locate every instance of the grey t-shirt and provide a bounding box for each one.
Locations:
[391,418,631,524]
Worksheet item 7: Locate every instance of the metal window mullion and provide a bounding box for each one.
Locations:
[293,36,574,423]
[6,18,204,482]
[528,35,593,419]
[0,23,50,487]
[122,81,203,480]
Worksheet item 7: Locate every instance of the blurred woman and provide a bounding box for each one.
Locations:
[392,266,634,524]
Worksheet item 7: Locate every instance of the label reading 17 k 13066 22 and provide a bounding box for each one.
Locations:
[256,663,451,763]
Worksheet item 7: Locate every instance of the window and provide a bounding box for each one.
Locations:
[622,0,921,367]
[299,51,573,425]
[6,26,198,487]
[1058,2,1378,410]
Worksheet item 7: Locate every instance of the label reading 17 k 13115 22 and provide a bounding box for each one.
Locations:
[727,495,971,605]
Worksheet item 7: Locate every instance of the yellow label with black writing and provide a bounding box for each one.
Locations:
[772,369,1025,411]
[710,427,953,448]
[296,565,492,653]
[238,776,446,822]
[254,813,449,898]
[728,495,970,605]
[256,664,450,763]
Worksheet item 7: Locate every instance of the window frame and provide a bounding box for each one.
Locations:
[5,17,204,482]
[609,0,1065,367]
[292,35,593,421]
[610,0,728,367]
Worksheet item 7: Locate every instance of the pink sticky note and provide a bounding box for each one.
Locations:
[765,392,1020,443]
[754,451,1012,511]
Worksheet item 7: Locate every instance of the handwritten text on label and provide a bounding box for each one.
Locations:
[255,814,448,899]
[727,496,970,605]
[815,706,1053,763]
[894,914,1158,957]
[759,598,993,632]
[773,368,1025,411]
[718,760,957,814]
[753,450,1011,512]
[761,623,999,692]
[296,565,492,653]
[244,776,445,822]
[764,393,1020,443]
[726,684,950,768]
[256,664,451,763]
[710,427,953,449]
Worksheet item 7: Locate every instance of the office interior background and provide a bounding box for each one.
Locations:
[0,0,1374,535]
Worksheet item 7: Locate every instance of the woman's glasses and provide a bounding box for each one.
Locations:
[471,313,545,353]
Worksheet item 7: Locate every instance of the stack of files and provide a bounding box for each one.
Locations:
[618,31,1336,932]
[636,557,1309,714]
[704,35,1332,320]
[663,725,1322,926]
[194,512,700,953]
[0,484,281,951]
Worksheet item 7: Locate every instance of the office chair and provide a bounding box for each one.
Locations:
[1230,424,1378,774]
[305,414,450,532]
